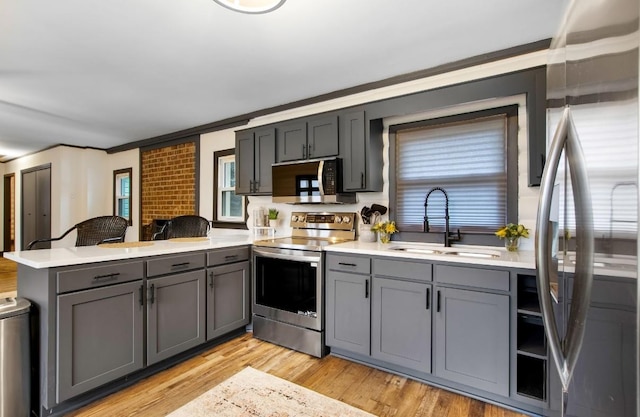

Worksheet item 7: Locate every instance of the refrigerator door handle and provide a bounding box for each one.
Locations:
[535,106,594,392]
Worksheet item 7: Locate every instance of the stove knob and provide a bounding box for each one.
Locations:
[291,215,298,222]
[298,215,306,222]
[342,216,351,224]
[334,217,342,223]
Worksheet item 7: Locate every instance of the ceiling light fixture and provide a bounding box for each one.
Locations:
[212,0,285,14]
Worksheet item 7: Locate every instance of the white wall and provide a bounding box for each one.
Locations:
[2,146,132,249]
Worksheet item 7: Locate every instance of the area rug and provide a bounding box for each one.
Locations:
[167,367,375,417]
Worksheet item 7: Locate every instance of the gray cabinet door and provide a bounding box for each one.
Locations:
[276,121,307,162]
[235,130,254,195]
[325,270,370,356]
[206,261,250,340]
[307,115,339,159]
[147,269,206,365]
[434,287,509,396]
[341,110,366,191]
[254,127,275,194]
[57,281,144,402]
[372,278,432,373]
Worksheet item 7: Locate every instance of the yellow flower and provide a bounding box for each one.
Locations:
[495,223,529,239]
[372,220,398,235]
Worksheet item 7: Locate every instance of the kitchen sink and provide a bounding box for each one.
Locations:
[390,247,443,255]
[389,245,501,259]
[442,250,501,259]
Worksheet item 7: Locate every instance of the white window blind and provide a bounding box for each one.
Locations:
[554,100,638,238]
[395,115,507,233]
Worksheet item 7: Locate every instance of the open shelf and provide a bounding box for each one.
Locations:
[516,274,547,403]
[517,314,546,357]
[516,355,546,401]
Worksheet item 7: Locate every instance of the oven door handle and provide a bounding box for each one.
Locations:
[253,248,321,264]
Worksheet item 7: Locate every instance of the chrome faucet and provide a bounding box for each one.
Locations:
[424,187,461,247]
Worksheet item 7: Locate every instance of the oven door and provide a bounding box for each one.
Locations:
[252,247,323,331]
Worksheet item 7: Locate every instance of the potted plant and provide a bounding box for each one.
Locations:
[495,223,529,251]
[268,208,279,228]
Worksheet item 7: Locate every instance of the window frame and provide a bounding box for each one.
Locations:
[389,105,518,246]
[113,168,132,226]
[212,149,248,229]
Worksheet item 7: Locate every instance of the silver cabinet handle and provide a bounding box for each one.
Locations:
[535,106,594,391]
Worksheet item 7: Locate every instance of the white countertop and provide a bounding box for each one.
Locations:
[325,240,638,279]
[4,234,254,269]
[324,240,537,270]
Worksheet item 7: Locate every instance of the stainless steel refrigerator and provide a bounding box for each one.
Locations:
[537,0,639,416]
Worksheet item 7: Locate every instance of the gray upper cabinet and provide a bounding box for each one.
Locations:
[57,280,144,402]
[371,277,432,373]
[277,121,307,162]
[325,269,371,356]
[147,269,206,365]
[235,127,275,195]
[277,116,339,162]
[206,260,250,340]
[307,115,339,159]
[340,110,383,192]
[434,286,509,396]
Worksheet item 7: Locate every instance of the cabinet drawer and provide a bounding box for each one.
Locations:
[373,258,432,282]
[435,265,509,292]
[57,261,144,294]
[207,246,250,266]
[327,254,371,274]
[147,253,205,278]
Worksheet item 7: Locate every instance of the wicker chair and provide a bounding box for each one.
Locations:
[27,216,128,250]
[152,215,210,240]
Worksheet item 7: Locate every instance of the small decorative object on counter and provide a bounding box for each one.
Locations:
[268,208,279,228]
[495,223,530,252]
[372,220,398,244]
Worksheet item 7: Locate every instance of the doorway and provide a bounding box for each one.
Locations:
[21,164,51,250]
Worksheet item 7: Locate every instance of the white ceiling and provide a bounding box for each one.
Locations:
[0,0,569,162]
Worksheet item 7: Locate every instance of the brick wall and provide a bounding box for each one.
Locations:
[141,142,197,235]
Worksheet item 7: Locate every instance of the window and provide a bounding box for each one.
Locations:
[213,149,247,228]
[391,106,517,244]
[113,168,132,225]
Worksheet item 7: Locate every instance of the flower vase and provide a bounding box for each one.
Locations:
[269,219,278,228]
[379,232,391,244]
[505,236,520,252]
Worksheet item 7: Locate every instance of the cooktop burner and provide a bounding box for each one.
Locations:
[253,211,357,251]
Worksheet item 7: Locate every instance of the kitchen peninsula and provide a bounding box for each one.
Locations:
[5,236,252,417]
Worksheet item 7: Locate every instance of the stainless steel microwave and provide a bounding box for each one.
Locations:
[271,157,356,204]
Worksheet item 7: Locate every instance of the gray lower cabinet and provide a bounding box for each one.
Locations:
[371,277,432,373]
[147,269,206,365]
[325,270,371,356]
[57,280,144,403]
[206,260,250,340]
[434,286,510,396]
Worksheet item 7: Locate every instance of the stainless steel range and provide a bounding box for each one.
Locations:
[252,211,356,357]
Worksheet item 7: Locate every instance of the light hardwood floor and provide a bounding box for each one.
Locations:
[0,255,17,294]
[0,256,526,417]
[68,333,527,417]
